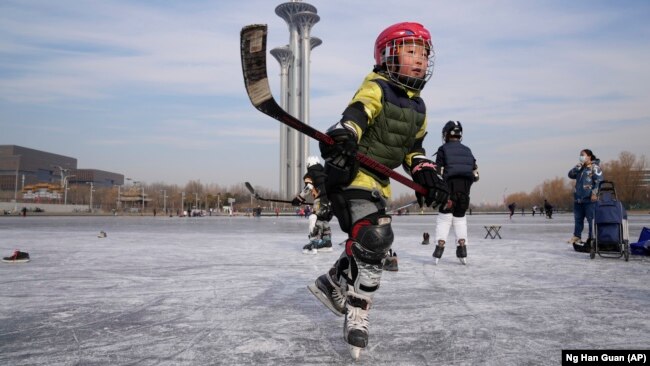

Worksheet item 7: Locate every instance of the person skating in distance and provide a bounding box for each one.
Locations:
[292,156,334,254]
[431,121,479,265]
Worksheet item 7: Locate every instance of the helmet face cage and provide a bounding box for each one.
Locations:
[381,37,434,91]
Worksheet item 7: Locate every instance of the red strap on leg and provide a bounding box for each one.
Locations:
[346,219,371,256]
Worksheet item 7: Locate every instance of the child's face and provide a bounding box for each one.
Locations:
[396,40,429,79]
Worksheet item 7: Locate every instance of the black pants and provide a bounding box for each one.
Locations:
[439,177,473,217]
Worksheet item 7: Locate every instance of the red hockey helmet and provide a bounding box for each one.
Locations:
[374,22,434,90]
[374,22,432,65]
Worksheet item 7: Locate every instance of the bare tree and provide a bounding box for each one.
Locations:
[540,177,573,210]
[601,151,648,206]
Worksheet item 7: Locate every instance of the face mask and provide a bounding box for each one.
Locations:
[579,155,586,163]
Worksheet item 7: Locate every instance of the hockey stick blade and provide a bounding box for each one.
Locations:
[245,181,294,204]
[240,24,427,196]
[244,181,257,196]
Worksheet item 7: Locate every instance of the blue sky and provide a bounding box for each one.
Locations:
[1,0,649,204]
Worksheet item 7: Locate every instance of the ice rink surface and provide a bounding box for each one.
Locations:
[1,213,649,365]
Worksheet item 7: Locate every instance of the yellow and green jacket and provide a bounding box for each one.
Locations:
[343,72,428,199]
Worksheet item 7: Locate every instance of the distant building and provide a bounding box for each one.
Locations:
[118,186,151,211]
[69,169,124,187]
[22,183,64,202]
[0,145,123,193]
[0,145,76,191]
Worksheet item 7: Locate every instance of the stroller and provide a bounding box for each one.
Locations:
[590,181,630,261]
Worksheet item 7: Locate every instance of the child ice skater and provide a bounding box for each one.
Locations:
[292,156,333,254]
[432,121,479,265]
[307,22,447,360]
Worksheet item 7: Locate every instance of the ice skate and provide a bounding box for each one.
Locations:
[382,250,398,272]
[2,250,30,263]
[344,291,371,360]
[302,243,317,255]
[307,268,346,316]
[421,232,430,245]
[315,239,333,252]
[432,240,445,265]
[456,240,467,265]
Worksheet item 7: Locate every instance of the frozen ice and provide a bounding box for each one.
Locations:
[1,213,649,365]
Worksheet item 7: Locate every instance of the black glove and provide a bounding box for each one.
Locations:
[411,158,449,208]
[320,125,359,188]
[320,127,358,170]
[291,196,305,207]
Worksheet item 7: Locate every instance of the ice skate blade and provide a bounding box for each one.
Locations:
[433,258,439,265]
[307,284,344,317]
[349,345,361,360]
[317,247,333,253]
[302,249,317,255]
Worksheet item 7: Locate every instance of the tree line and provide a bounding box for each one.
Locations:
[42,152,650,213]
[503,151,648,211]
[66,180,292,213]
[390,151,648,212]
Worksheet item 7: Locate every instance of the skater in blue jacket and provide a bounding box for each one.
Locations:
[568,149,604,245]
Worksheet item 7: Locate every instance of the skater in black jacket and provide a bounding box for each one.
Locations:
[543,199,553,219]
[508,202,516,220]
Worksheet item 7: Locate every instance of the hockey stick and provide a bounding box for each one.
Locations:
[240,24,427,196]
[245,182,294,204]
[389,200,419,213]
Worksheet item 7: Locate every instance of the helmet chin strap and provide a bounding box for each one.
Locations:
[396,74,426,91]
